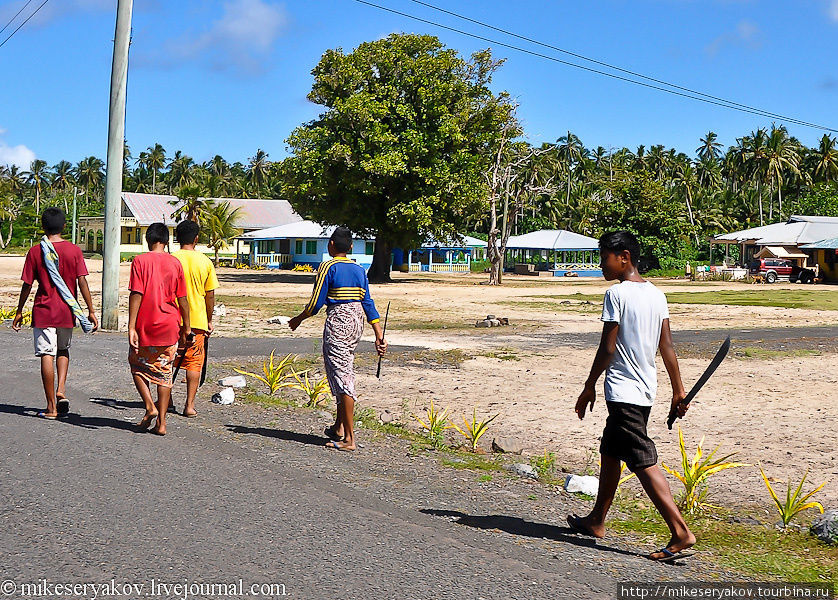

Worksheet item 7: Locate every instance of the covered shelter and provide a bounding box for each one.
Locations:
[711,216,838,269]
[800,237,838,282]
[236,220,376,269]
[505,229,601,277]
[406,235,486,273]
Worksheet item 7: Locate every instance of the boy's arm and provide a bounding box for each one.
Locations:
[290,264,330,330]
[575,321,619,419]
[77,276,99,332]
[128,291,142,348]
[659,318,688,417]
[205,290,215,333]
[12,283,32,331]
[178,296,192,345]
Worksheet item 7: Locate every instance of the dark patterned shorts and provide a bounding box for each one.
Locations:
[599,401,657,472]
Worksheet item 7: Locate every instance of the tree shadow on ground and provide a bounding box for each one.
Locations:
[89,397,144,411]
[226,424,326,447]
[0,401,145,432]
[216,272,315,285]
[420,509,641,559]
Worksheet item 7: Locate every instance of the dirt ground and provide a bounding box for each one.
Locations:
[1,255,836,510]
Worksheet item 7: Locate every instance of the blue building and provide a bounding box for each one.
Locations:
[237,221,376,269]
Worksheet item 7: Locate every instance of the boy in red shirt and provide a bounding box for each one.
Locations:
[128,223,191,436]
[13,208,98,419]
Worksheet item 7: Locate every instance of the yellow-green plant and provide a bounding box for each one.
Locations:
[413,400,452,447]
[234,350,297,395]
[286,370,331,408]
[662,427,748,514]
[0,308,31,325]
[759,465,826,528]
[450,407,498,453]
[530,450,557,480]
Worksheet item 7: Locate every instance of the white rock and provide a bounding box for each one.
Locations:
[213,303,227,317]
[564,474,599,496]
[218,375,247,388]
[489,319,501,327]
[267,315,291,325]
[508,463,538,480]
[212,387,235,405]
[475,320,491,328]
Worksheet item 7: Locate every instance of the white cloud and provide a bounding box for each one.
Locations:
[142,0,287,74]
[0,130,36,169]
[705,20,762,56]
[830,0,838,21]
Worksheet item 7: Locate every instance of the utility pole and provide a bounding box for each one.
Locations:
[101,0,133,331]
[71,187,78,244]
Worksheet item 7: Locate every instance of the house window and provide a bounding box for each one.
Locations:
[135,228,141,244]
[365,242,375,255]
[295,240,303,255]
[306,240,317,255]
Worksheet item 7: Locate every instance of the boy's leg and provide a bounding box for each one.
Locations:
[40,356,57,416]
[634,464,695,556]
[334,393,355,450]
[152,385,172,435]
[132,374,158,428]
[56,350,69,399]
[568,454,621,538]
[183,370,199,417]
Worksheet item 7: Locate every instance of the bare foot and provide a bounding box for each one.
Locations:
[135,412,158,430]
[182,408,197,418]
[325,440,355,451]
[566,514,606,538]
[149,425,166,436]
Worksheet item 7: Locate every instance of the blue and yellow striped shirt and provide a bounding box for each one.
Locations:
[303,257,381,323]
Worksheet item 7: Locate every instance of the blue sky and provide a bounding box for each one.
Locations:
[1,0,837,169]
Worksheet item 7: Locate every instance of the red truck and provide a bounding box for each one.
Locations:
[749,258,794,283]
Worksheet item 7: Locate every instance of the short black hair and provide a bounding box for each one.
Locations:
[329,226,353,253]
[175,220,200,245]
[42,207,66,235]
[146,222,169,246]
[599,230,640,266]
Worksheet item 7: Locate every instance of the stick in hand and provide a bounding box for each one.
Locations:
[376,302,390,379]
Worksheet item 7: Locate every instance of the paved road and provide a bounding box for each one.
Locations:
[0,327,750,599]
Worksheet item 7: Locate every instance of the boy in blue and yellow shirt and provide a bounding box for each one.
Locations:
[289,227,386,451]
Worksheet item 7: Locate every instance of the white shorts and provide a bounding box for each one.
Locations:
[33,327,73,357]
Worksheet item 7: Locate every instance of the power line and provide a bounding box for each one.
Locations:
[0,0,35,38]
[0,0,51,51]
[353,0,838,133]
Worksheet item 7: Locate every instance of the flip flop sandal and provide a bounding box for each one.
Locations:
[57,397,70,415]
[566,514,599,538]
[325,440,355,452]
[38,412,58,420]
[649,547,696,562]
[324,426,344,441]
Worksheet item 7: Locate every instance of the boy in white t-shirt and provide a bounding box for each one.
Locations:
[567,231,695,563]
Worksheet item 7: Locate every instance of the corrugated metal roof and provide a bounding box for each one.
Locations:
[801,237,838,249]
[238,220,336,240]
[506,229,599,250]
[121,192,303,230]
[713,217,838,245]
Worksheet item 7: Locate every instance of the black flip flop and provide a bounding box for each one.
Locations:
[324,426,344,442]
[566,514,599,538]
[57,397,70,416]
[649,547,696,563]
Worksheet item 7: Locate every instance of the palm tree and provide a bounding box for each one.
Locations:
[25,159,48,214]
[170,184,205,223]
[203,200,242,264]
[696,131,723,162]
[739,129,769,224]
[0,194,20,249]
[247,149,270,198]
[808,134,838,184]
[556,131,586,207]
[76,156,105,199]
[167,151,194,192]
[52,160,75,191]
[146,143,166,192]
[764,125,799,218]
[672,161,699,243]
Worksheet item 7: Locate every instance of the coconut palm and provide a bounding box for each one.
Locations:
[202,200,242,264]
[52,160,75,191]
[76,156,105,199]
[25,159,48,214]
[696,131,723,162]
[0,194,20,248]
[764,125,800,218]
[808,134,838,184]
[247,149,271,198]
[167,151,194,192]
[170,184,205,223]
[145,143,166,192]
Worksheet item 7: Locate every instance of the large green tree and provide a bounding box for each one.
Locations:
[282,33,515,282]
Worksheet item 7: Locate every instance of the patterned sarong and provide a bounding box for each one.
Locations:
[129,344,178,388]
[323,302,365,400]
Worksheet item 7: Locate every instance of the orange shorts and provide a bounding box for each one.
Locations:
[177,329,207,372]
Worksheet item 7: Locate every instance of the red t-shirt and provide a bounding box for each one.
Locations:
[129,252,186,347]
[21,240,89,329]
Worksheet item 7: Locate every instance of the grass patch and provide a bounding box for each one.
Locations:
[440,452,507,473]
[215,294,308,318]
[735,347,822,360]
[388,317,475,331]
[612,502,837,588]
[478,347,520,361]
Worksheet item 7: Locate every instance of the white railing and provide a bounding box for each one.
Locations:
[553,263,600,270]
[410,263,470,272]
[254,253,292,266]
[120,217,137,227]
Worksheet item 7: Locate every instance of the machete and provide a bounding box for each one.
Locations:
[375,302,391,379]
[667,335,731,430]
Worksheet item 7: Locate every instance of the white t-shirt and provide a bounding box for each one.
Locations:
[601,280,669,407]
